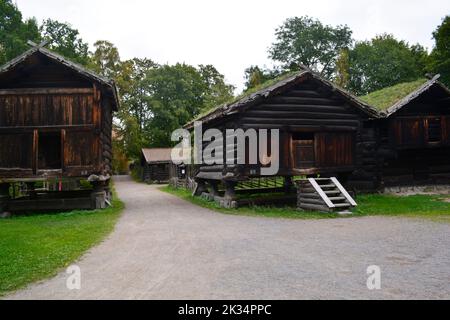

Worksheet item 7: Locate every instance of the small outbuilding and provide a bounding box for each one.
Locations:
[140,148,172,183]
[0,41,119,213]
[360,75,450,188]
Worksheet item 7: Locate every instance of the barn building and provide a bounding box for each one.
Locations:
[184,70,450,211]
[140,148,172,183]
[360,75,450,188]
[0,41,119,214]
[184,69,380,211]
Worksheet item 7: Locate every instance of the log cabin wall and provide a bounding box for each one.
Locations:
[376,87,450,187]
[196,75,380,192]
[0,49,117,181]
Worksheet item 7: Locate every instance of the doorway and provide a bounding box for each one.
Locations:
[38,132,62,170]
[292,132,315,169]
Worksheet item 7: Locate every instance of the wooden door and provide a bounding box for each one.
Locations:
[315,132,354,168]
[292,139,315,169]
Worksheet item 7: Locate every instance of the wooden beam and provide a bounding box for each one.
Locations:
[0,88,94,95]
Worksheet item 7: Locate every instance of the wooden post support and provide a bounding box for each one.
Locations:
[224,181,237,200]
[26,182,37,199]
[284,177,294,194]
[88,175,110,210]
[0,183,11,217]
[90,181,107,210]
[208,180,220,197]
[193,179,208,197]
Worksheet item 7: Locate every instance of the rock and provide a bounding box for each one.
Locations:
[0,212,12,219]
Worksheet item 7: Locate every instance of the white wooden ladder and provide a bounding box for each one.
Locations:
[297,177,357,213]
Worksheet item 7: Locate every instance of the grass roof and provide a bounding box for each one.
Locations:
[359,78,428,111]
[191,71,301,123]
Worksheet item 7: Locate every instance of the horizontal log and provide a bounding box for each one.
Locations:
[240,117,360,127]
[0,88,94,95]
[255,104,354,114]
[0,124,95,133]
[245,110,359,120]
[269,96,342,106]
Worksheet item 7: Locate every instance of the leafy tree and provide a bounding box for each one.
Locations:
[89,40,121,78]
[198,64,235,109]
[243,65,281,91]
[428,16,450,87]
[40,19,90,65]
[335,48,350,88]
[348,34,428,95]
[0,0,40,64]
[268,16,352,79]
[143,63,208,147]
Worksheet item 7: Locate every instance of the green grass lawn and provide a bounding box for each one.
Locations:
[0,190,124,297]
[161,186,450,222]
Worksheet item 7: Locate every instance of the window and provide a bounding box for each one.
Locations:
[38,132,61,169]
[427,117,442,143]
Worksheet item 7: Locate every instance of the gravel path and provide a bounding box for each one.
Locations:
[7,176,450,300]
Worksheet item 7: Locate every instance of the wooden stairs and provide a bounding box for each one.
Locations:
[296,178,357,214]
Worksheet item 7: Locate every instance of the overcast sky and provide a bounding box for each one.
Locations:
[15,0,450,92]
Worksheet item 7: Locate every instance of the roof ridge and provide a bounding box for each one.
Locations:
[386,75,441,116]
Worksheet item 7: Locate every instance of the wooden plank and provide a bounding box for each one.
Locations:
[0,88,94,95]
[308,178,335,208]
[331,177,357,207]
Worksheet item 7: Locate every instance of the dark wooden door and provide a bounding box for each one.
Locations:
[293,140,315,169]
[315,132,354,168]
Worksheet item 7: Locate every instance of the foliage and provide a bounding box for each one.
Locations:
[0,187,124,296]
[198,64,235,109]
[428,16,450,87]
[89,40,121,78]
[348,34,428,95]
[112,142,129,175]
[0,0,40,65]
[243,65,281,91]
[40,19,90,65]
[268,16,353,79]
[359,78,428,111]
[334,48,350,88]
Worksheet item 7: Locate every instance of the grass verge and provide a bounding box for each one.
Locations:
[161,186,450,222]
[0,188,124,297]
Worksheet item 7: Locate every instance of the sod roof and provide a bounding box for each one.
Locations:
[359,78,429,111]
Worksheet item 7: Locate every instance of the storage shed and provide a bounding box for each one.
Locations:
[360,75,450,187]
[184,69,380,210]
[141,148,172,183]
[0,41,119,213]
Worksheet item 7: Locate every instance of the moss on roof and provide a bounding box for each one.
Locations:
[359,78,428,111]
[191,71,300,123]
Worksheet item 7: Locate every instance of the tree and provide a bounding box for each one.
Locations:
[243,65,281,91]
[198,64,235,109]
[40,19,90,65]
[335,48,350,88]
[428,16,450,87]
[268,16,352,79]
[348,34,428,95]
[0,0,40,64]
[89,40,121,78]
[143,63,208,147]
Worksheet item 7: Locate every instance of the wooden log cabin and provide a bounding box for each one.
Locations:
[359,75,450,188]
[140,148,172,183]
[184,70,450,211]
[0,41,119,213]
[184,69,380,210]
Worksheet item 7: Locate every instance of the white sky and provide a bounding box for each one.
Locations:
[15,0,450,92]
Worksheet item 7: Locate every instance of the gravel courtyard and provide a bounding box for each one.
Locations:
[7,176,450,300]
